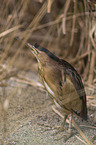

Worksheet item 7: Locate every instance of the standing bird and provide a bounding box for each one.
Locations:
[16,37,87,139]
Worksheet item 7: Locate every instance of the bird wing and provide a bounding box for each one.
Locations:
[60,60,85,98]
[60,59,87,120]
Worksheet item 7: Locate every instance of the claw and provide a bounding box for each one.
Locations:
[54,130,76,141]
[52,127,68,136]
[37,114,75,141]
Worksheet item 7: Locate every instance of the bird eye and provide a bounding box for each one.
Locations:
[59,81,62,86]
[34,48,39,55]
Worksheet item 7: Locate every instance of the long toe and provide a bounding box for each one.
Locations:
[54,130,76,141]
[37,123,55,132]
[52,126,68,136]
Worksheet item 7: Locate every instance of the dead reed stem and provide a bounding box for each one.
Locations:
[0,0,96,144]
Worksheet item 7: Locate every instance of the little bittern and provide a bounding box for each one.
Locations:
[16,37,87,139]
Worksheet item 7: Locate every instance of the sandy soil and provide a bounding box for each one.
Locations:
[0,70,96,145]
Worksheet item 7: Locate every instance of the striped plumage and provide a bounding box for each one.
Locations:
[34,43,87,120]
[16,37,87,140]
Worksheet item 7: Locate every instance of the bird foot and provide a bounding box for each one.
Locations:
[52,126,68,136]
[54,132,71,141]
[54,129,76,141]
[37,123,57,132]
[37,123,67,132]
[38,123,76,141]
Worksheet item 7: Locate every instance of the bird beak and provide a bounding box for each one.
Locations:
[15,37,39,55]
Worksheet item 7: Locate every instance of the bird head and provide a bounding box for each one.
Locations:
[15,37,39,54]
[15,37,59,64]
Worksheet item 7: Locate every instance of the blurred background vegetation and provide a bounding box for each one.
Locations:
[0,0,96,144]
[0,0,96,83]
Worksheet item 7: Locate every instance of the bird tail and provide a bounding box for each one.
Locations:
[71,101,87,121]
[80,102,87,120]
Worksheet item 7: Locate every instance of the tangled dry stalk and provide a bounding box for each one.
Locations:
[0,0,96,144]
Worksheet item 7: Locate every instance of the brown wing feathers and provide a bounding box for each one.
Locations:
[60,59,87,120]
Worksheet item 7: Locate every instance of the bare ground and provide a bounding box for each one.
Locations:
[0,69,96,145]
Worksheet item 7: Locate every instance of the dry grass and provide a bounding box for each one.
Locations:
[0,0,96,144]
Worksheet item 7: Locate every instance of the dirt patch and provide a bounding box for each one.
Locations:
[0,71,96,145]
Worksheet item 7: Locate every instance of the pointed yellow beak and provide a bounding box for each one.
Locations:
[15,37,39,55]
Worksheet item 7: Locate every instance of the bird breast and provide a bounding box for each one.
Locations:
[44,81,55,97]
[38,62,82,114]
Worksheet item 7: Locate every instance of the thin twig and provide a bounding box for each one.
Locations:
[69,51,92,63]
[0,25,22,38]
[70,0,77,47]
[75,135,87,145]
[47,0,53,13]
[80,125,96,129]
[88,50,96,84]
[62,0,71,34]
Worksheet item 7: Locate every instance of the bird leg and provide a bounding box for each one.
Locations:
[54,114,76,141]
[52,115,68,135]
[63,114,72,141]
[37,114,68,132]
[37,113,76,141]
[60,114,68,130]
